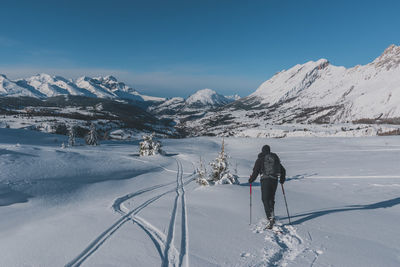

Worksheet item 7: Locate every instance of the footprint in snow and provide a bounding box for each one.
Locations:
[252,219,307,266]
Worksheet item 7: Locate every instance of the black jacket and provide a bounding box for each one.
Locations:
[249,152,286,183]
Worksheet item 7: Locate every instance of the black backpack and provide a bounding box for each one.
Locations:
[262,153,281,178]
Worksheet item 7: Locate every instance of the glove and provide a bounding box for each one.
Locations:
[248,177,254,183]
[280,176,285,184]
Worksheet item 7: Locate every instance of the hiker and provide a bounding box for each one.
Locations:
[249,145,286,229]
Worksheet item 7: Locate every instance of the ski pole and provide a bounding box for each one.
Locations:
[281,183,291,225]
[249,183,252,225]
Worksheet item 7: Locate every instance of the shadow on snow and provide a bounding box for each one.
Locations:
[287,197,400,225]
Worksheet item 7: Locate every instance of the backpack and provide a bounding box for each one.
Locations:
[262,153,281,179]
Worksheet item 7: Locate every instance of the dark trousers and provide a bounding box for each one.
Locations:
[261,178,278,219]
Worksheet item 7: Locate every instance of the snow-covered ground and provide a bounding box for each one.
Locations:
[0,128,399,266]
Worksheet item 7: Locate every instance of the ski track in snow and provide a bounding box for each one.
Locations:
[252,220,306,267]
[179,160,190,267]
[65,157,194,267]
[162,159,189,267]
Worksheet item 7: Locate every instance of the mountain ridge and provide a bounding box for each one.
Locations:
[182,44,400,137]
[0,73,166,103]
[1,44,400,138]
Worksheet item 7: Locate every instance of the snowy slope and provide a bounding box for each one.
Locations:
[0,128,399,266]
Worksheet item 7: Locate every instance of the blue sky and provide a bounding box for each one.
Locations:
[0,0,399,97]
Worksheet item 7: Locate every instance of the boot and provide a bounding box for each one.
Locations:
[265,217,275,229]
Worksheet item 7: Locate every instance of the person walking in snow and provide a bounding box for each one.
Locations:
[249,145,286,229]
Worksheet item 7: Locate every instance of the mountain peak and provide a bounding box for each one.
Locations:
[29,73,53,82]
[374,44,400,70]
[251,57,333,104]
[186,88,232,107]
[304,58,329,70]
[92,75,119,83]
[316,58,329,68]
[186,89,218,103]
[104,75,117,82]
[192,88,217,96]
[382,44,399,55]
[76,76,91,82]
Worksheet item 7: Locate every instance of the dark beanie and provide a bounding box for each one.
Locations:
[262,145,270,153]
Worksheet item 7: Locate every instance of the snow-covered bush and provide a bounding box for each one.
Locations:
[196,138,239,186]
[85,123,99,146]
[139,132,162,156]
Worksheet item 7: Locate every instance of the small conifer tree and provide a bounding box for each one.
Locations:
[68,125,76,146]
[210,138,228,181]
[196,157,209,186]
[139,132,161,156]
[203,138,239,185]
[85,123,99,146]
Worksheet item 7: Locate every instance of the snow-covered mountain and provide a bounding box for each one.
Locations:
[0,74,44,98]
[0,76,236,138]
[185,88,234,108]
[2,45,400,138]
[20,73,95,98]
[0,74,165,103]
[250,44,400,121]
[183,45,400,137]
[149,88,237,122]
[75,75,166,102]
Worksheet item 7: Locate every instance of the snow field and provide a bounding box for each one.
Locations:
[0,129,400,266]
